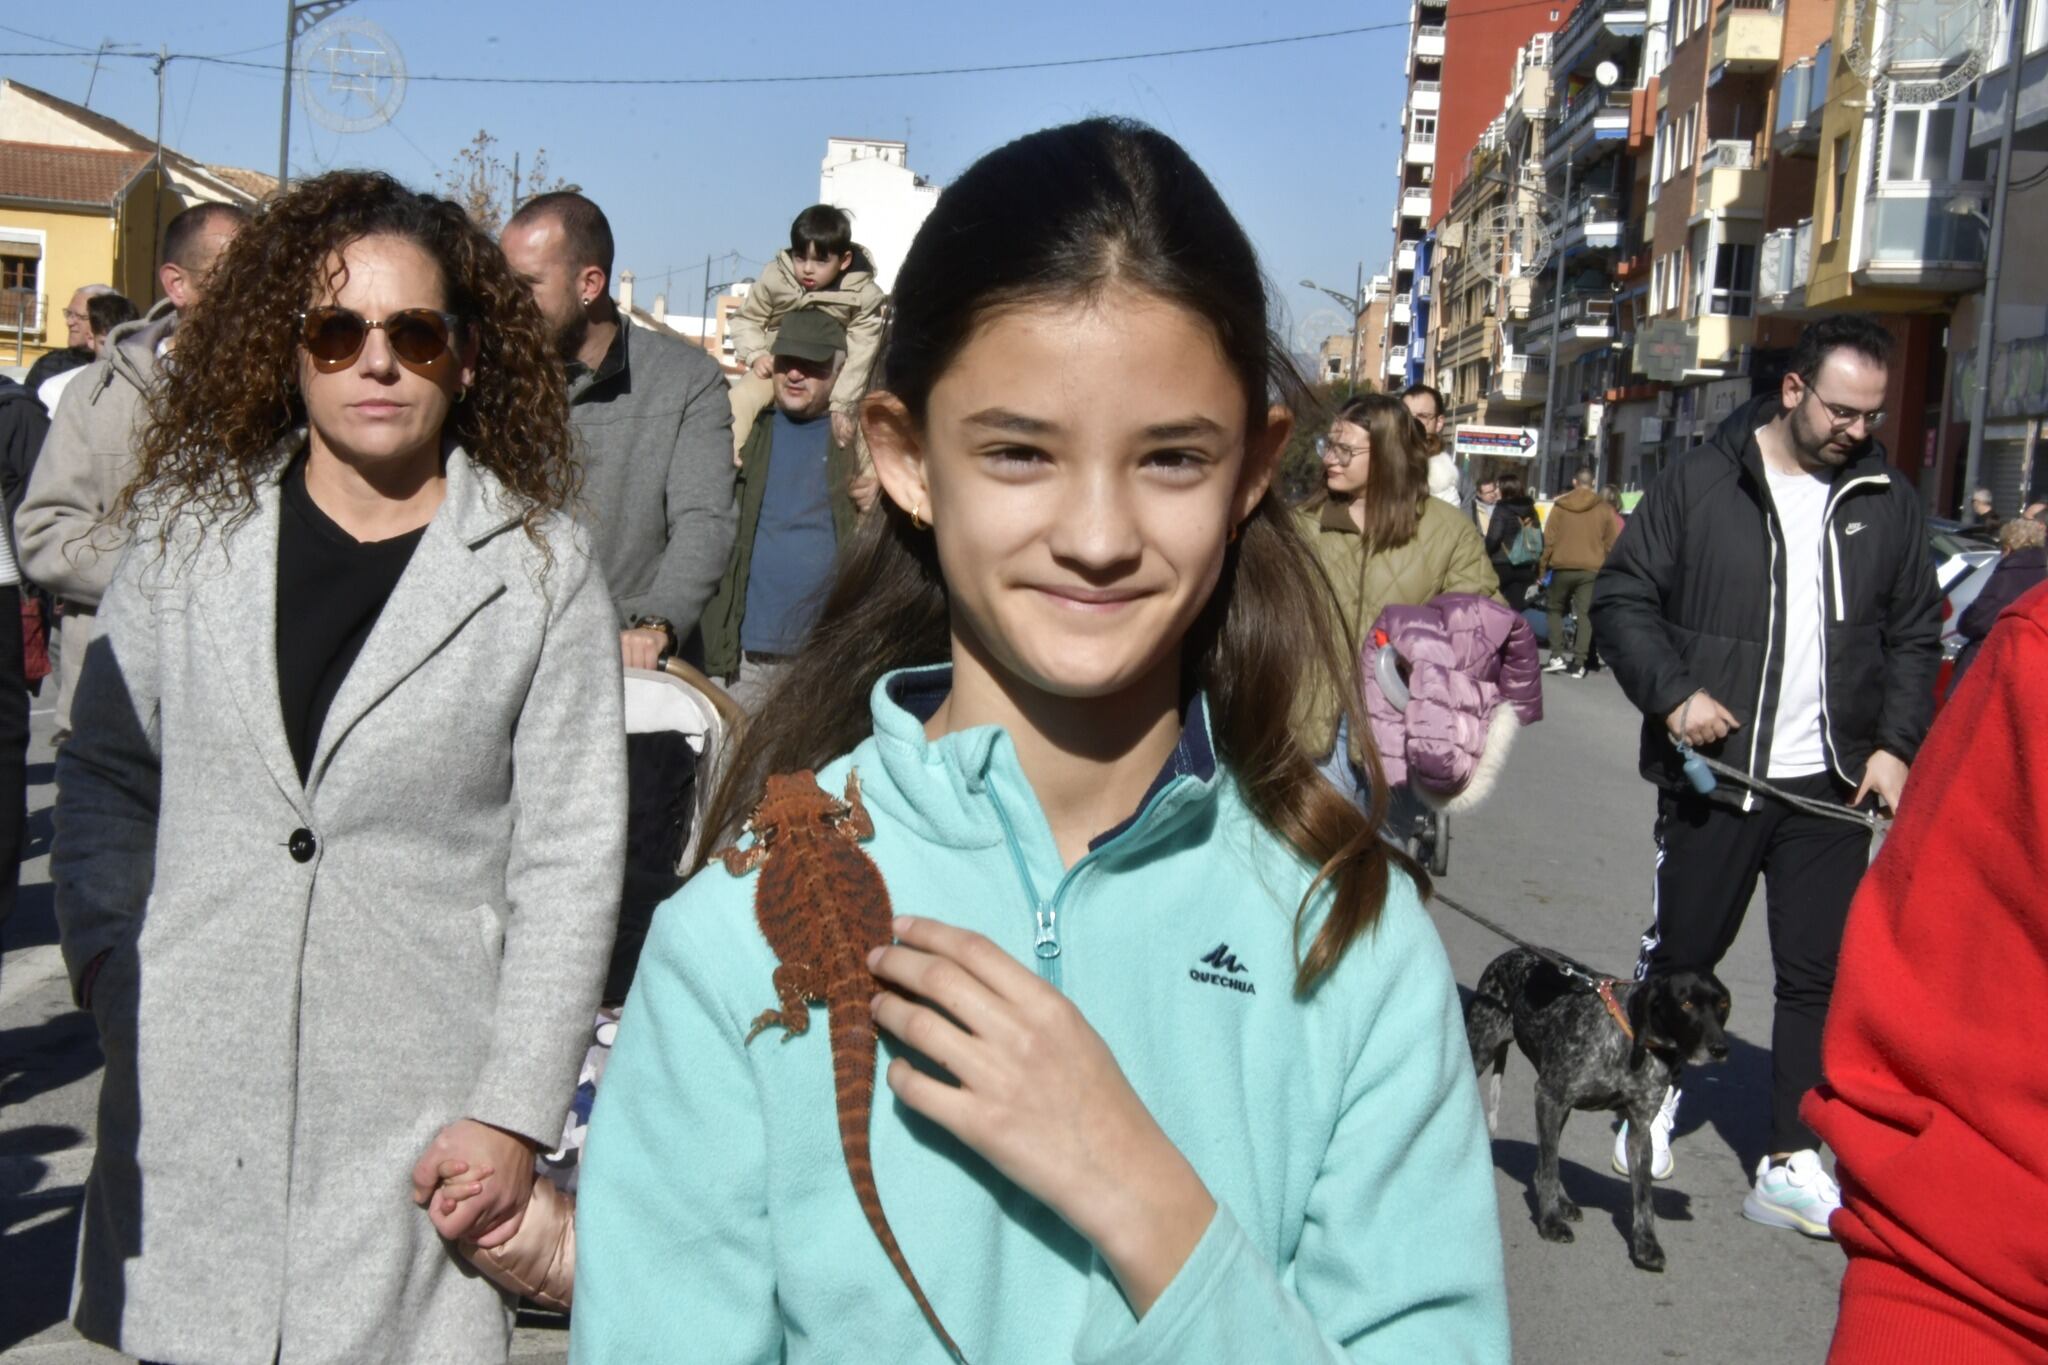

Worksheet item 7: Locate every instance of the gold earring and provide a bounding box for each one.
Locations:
[911,501,927,532]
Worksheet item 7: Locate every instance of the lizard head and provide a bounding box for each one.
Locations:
[748,770,841,842]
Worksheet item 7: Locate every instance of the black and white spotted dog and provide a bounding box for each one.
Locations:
[1466,947,1731,1272]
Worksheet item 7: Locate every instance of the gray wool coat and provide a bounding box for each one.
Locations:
[52,445,627,1365]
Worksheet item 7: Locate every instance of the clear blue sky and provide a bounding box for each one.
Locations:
[3,1,1411,353]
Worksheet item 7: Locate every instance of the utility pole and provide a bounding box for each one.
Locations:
[152,48,167,292]
[278,0,359,188]
[1350,261,1364,395]
[512,152,521,211]
[1300,273,1368,395]
[1539,154,1573,497]
[1962,0,2029,514]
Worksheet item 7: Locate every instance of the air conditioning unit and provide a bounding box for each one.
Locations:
[1421,164,1435,183]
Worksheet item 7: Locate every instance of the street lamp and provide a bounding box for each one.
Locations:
[1301,264,1366,394]
[277,0,359,187]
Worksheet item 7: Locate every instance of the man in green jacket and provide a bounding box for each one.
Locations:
[702,310,871,709]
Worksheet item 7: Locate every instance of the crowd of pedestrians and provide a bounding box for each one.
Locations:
[4,112,2042,1364]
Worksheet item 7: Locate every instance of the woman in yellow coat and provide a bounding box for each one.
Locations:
[1295,393,1503,807]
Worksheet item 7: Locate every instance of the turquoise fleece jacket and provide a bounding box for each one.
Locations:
[572,667,1509,1364]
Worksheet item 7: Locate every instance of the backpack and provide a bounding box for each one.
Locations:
[1506,523,1543,567]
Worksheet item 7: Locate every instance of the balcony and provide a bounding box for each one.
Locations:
[1416,24,1447,59]
[1692,140,1767,221]
[1488,353,1548,404]
[1550,190,1626,250]
[1402,187,1436,220]
[1384,350,1410,379]
[1710,0,1782,78]
[1773,51,1828,157]
[1411,79,1442,113]
[1551,0,1649,82]
[1393,293,1414,326]
[1398,242,1419,273]
[1758,219,1814,311]
[1544,86,1634,170]
[1857,188,1990,292]
[1406,129,1439,164]
[1523,288,1615,359]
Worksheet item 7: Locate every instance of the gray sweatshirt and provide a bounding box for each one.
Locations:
[567,321,738,640]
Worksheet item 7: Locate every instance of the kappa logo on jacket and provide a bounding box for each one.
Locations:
[1191,943,1256,994]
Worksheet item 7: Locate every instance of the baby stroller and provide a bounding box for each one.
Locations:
[534,656,741,1195]
[1363,594,1544,876]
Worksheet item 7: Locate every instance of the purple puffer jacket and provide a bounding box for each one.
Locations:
[1363,593,1542,811]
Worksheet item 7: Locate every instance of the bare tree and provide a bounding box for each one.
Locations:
[440,130,576,234]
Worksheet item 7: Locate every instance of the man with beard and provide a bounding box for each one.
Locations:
[501,193,736,668]
[1595,316,1941,1240]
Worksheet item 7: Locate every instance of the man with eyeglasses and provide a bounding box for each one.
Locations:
[1594,315,1941,1243]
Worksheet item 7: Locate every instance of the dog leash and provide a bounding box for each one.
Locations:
[1671,698,1883,833]
[1382,824,1627,988]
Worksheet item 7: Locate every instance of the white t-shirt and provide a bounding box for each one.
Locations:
[1764,461,1832,777]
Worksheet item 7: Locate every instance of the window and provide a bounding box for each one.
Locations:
[1651,256,1666,315]
[1708,241,1757,316]
[1881,100,1970,183]
[1830,134,1851,240]
[1656,114,1672,183]
[0,255,34,293]
[1412,112,1438,143]
[1689,224,1712,316]
[1678,106,1697,170]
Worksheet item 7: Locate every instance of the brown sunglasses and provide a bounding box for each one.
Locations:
[297,306,464,376]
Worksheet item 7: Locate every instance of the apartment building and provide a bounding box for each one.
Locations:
[1315,275,1393,388]
[1381,0,1566,389]
[1428,38,1557,481]
[1524,0,1668,490]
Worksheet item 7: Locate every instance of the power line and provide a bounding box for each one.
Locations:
[6,2,1569,91]
[0,22,106,54]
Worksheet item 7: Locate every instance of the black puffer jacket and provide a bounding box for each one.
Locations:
[1594,394,1942,807]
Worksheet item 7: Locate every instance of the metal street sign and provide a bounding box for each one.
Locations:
[1454,425,1541,459]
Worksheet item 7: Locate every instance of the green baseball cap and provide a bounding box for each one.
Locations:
[773,308,848,364]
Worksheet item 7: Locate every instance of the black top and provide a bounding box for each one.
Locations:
[276,456,427,781]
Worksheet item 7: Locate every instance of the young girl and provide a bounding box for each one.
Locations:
[571,119,1509,1363]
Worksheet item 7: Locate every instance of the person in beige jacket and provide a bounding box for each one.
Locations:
[15,201,244,739]
[1539,467,1623,676]
[1295,393,1501,804]
[725,204,885,453]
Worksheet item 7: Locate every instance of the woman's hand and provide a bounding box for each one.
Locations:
[411,1119,538,1248]
[868,916,1215,1317]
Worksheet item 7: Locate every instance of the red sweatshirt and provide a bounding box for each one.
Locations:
[1803,582,2048,1363]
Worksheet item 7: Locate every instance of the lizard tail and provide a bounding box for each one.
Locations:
[833,1002,967,1364]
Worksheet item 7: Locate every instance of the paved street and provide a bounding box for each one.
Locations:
[0,666,1846,1362]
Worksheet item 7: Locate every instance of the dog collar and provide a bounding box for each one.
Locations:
[1597,979,1635,1042]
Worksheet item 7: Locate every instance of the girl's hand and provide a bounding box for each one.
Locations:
[868,916,1215,1317]
[428,1157,492,1218]
[411,1119,538,1248]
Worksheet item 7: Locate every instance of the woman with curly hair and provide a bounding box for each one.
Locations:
[52,170,626,1364]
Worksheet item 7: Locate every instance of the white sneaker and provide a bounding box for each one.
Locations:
[1543,657,1571,674]
[1612,1086,1679,1180]
[1742,1150,1840,1238]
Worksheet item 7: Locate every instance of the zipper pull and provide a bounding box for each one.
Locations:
[1033,906,1062,959]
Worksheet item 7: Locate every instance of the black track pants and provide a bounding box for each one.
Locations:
[1636,772,1871,1154]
